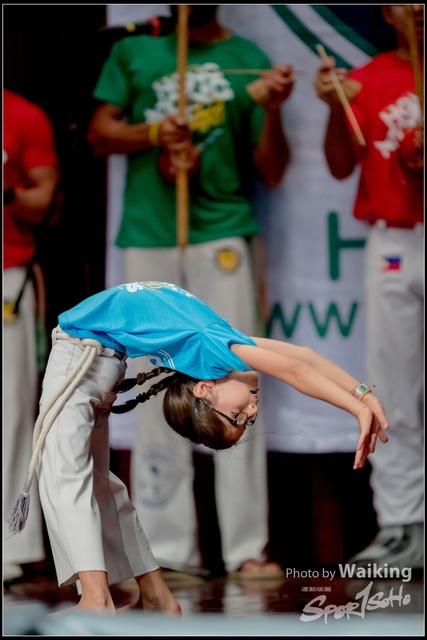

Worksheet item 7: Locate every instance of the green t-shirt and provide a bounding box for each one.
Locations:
[93,33,271,248]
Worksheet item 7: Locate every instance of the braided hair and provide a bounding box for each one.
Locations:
[111,367,176,413]
[111,367,234,450]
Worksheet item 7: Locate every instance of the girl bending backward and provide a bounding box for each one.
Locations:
[7,281,389,614]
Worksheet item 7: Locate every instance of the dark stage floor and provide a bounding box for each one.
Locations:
[3,564,424,636]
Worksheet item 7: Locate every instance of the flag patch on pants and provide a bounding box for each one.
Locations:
[381,256,402,272]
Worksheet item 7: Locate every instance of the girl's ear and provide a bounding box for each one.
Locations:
[193,380,215,398]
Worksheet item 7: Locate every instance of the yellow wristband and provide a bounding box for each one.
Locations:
[359,388,373,401]
[148,121,161,147]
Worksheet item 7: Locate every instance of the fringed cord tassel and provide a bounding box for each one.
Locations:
[6,490,31,535]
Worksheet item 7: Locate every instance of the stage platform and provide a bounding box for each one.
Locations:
[4,567,424,636]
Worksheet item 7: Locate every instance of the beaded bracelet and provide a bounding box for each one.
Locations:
[350,382,374,401]
[148,121,161,146]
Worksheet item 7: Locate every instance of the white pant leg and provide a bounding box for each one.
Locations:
[125,248,202,567]
[185,238,269,572]
[37,335,158,588]
[365,225,424,526]
[3,268,45,565]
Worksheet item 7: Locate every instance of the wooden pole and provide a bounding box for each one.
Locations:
[176,5,189,248]
[405,5,424,118]
[316,44,366,147]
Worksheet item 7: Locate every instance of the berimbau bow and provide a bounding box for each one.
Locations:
[176,5,189,248]
[405,5,423,118]
[397,5,424,184]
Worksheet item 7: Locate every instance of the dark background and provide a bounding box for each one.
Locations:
[325,5,398,52]
[4,5,109,334]
[3,4,379,574]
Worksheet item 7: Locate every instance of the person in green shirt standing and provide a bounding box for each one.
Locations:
[87,5,294,579]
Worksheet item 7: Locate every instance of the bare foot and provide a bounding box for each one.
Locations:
[236,559,284,578]
[48,601,116,618]
[116,603,132,614]
[136,569,182,616]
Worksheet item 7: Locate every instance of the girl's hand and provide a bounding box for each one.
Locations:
[353,395,389,470]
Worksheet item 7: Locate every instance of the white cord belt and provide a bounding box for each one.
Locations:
[7,327,125,535]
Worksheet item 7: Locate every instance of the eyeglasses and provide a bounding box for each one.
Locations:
[198,399,258,428]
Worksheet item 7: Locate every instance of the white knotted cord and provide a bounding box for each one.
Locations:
[7,333,104,535]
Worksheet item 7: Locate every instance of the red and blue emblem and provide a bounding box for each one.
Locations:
[381,256,402,272]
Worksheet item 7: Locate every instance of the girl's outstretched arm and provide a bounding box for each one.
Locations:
[251,338,388,454]
[251,337,364,390]
[231,342,389,469]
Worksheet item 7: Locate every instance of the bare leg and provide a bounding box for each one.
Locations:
[77,571,116,613]
[48,570,116,617]
[134,568,181,615]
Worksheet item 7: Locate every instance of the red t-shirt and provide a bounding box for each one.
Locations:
[3,89,58,268]
[348,51,423,226]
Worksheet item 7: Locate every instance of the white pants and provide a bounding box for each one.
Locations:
[37,329,158,589]
[125,238,269,572]
[3,267,44,565]
[365,224,424,526]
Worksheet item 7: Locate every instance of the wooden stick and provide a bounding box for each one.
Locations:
[316,44,366,147]
[187,67,305,75]
[176,5,189,248]
[405,5,424,117]
[252,235,271,328]
[219,69,305,75]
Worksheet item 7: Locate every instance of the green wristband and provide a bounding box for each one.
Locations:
[351,382,373,401]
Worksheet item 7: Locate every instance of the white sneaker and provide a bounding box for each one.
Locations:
[349,523,424,571]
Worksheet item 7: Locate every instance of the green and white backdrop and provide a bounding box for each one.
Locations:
[105,5,391,452]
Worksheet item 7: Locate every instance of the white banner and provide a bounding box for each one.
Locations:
[105,5,371,453]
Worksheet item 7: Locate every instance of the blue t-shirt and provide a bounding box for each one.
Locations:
[58,281,256,380]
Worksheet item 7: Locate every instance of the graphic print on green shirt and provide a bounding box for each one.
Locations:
[145,62,233,146]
